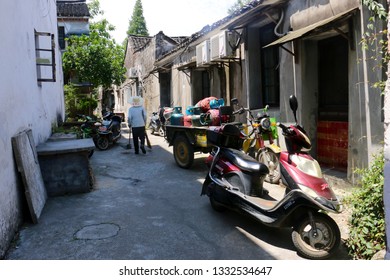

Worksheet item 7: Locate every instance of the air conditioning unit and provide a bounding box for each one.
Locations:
[196,40,210,67]
[128,67,138,79]
[210,30,238,61]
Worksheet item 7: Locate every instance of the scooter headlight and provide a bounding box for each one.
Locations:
[260,118,271,130]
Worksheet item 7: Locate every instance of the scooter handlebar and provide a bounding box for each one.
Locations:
[232,107,246,115]
[277,122,287,130]
[277,122,293,135]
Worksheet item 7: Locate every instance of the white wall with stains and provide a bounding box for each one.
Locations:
[0,0,65,258]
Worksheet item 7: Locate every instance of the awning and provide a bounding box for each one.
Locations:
[264,7,358,48]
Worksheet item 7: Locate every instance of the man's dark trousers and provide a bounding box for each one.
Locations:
[132,126,145,153]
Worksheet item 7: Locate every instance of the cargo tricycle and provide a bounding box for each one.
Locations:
[164,104,236,168]
[165,125,212,168]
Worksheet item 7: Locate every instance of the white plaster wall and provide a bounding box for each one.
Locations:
[0,0,64,258]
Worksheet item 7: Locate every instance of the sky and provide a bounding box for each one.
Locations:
[91,0,238,43]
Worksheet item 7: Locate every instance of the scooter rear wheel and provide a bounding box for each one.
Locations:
[96,136,109,150]
[292,212,341,259]
[209,195,226,212]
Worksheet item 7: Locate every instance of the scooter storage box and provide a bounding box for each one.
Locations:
[207,129,223,146]
[207,125,242,149]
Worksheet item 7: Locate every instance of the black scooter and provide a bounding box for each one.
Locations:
[94,112,122,150]
[149,111,165,137]
[201,99,342,259]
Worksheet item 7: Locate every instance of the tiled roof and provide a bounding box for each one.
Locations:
[155,0,275,62]
[57,1,90,17]
[128,35,153,52]
[170,36,188,45]
[154,0,263,59]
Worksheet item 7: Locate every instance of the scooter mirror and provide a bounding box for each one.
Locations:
[289,95,298,123]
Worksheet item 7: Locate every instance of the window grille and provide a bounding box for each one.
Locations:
[35,30,56,82]
[58,26,65,50]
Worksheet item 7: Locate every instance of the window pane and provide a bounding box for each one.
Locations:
[58,26,65,49]
[260,25,280,107]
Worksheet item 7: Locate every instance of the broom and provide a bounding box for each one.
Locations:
[145,129,152,149]
[126,126,132,149]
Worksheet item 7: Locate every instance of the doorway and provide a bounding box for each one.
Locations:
[159,72,171,107]
[317,35,349,171]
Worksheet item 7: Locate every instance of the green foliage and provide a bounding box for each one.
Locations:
[361,0,389,92]
[62,0,126,88]
[344,152,385,259]
[52,124,79,135]
[127,0,149,36]
[362,0,387,20]
[62,24,126,88]
[64,83,98,118]
[88,0,104,19]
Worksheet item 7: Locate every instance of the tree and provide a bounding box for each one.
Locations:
[62,1,126,89]
[127,0,149,36]
[88,0,104,18]
[64,83,97,118]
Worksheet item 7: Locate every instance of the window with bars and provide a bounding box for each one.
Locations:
[260,25,280,107]
[35,30,56,82]
[58,26,66,50]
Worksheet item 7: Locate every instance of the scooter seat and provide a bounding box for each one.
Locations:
[221,148,269,174]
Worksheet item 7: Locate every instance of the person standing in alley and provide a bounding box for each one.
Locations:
[127,96,147,154]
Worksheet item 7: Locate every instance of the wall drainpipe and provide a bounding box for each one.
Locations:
[359,3,373,165]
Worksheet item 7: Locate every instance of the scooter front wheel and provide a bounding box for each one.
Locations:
[292,212,341,260]
[158,127,165,137]
[149,125,155,135]
[256,147,280,184]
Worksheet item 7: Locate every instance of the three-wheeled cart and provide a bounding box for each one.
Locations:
[164,125,213,169]
[164,104,238,168]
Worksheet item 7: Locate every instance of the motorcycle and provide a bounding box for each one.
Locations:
[77,114,98,157]
[231,98,281,184]
[78,114,98,137]
[94,112,122,150]
[149,111,165,137]
[201,96,342,259]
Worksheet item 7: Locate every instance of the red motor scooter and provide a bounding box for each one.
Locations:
[277,95,342,258]
[201,96,342,259]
